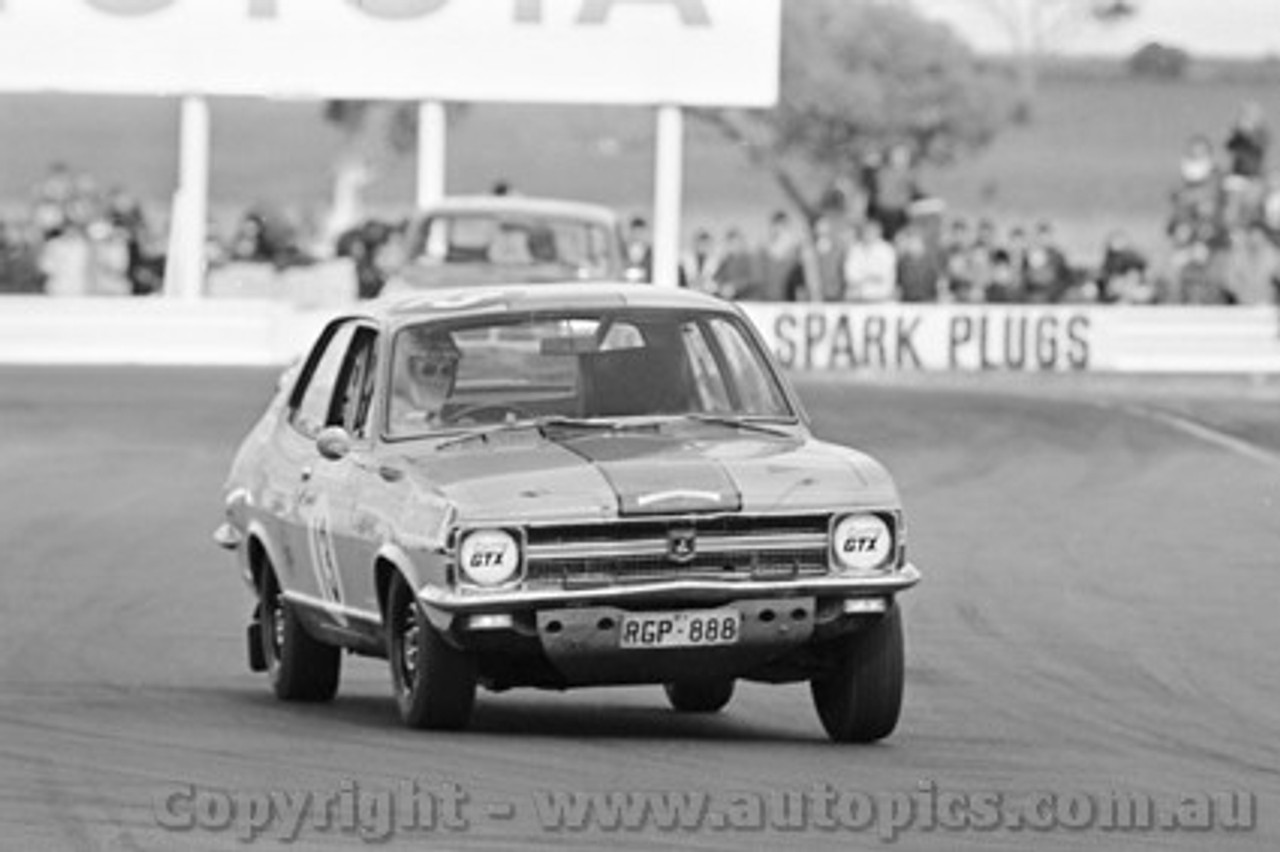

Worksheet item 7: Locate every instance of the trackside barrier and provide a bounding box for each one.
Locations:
[740,304,1280,374]
[0,300,1278,373]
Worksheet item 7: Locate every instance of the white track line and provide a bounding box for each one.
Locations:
[1112,403,1280,472]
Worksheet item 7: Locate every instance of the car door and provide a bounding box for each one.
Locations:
[320,324,383,621]
[275,320,359,610]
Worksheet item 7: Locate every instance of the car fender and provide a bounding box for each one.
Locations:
[244,518,289,593]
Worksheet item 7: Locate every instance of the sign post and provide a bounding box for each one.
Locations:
[168,95,210,301]
[652,105,685,288]
[416,100,448,209]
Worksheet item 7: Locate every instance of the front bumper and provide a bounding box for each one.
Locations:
[418,562,921,613]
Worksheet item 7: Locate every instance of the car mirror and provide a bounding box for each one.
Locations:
[316,426,353,462]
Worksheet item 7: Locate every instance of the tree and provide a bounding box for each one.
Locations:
[956,0,1140,120]
[694,0,1011,232]
[1127,41,1191,81]
[319,100,469,246]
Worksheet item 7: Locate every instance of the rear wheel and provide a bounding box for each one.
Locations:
[664,679,735,713]
[810,603,904,743]
[258,566,341,702]
[387,574,477,730]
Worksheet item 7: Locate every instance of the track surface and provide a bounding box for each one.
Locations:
[1,367,1277,851]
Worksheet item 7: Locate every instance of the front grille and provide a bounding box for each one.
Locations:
[526,514,831,547]
[522,514,833,587]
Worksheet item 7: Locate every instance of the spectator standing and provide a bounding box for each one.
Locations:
[941,218,976,302]
[866,143,922,241]
[1023,221,1072,303]
[895,223,941,303]
[624,215,654,282]
[1224,103,1271,229]
[1166,221,1229,304]
[811,216,847,302]
[38,227,91,297]
[842,219,897,303]
[1098,230,1150,303]
[337,220,394,299]
[986,225,1029,303]
[1225,222,1280,305]
[1169,135,1228,250]
[965,218,1000,302]
[680,229,720,294]
[713,228,761,300]
[758,211,803,302]
[1226,102,1270,181]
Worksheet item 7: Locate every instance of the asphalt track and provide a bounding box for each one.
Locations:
[1,366,1277,851]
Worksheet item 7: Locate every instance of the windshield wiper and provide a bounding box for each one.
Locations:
[680,414,797,437]
[435,416,626,450]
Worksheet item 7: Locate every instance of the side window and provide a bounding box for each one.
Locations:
[291,323,357,440]
[681,322,733,413]
[335,328,379,440]
[708,318,790,417]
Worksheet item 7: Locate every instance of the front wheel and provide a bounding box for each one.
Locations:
[258,565,341,702]
[387,574,477,730]
[664,679,735,713]
[810,603,904,743]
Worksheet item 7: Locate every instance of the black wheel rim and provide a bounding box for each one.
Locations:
[263,583,284,669]
[397,598,419,692]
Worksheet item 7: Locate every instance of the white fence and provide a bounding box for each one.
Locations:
[0,299,1278,373]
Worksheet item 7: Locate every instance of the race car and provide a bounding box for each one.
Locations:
[380,196,635,293]
[213,283,921,742]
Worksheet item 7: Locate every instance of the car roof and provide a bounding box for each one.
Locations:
[354,282,736,326]
[415,195,621,224]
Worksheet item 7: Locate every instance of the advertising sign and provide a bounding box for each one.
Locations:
[0,0,780,105]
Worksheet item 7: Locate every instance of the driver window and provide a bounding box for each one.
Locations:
[335,328,379,440]
[291,323,357,440]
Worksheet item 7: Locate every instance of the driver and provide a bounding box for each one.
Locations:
[389,326,461,432]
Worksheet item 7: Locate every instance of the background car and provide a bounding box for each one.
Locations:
[215,283,921,743]
[380,196,635,294]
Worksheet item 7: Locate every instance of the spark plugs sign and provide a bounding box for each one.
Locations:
[758,306,1094,372]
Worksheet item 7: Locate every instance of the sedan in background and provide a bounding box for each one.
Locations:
[381,196,634,293]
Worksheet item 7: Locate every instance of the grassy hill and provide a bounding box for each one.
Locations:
[4,64,1280,259]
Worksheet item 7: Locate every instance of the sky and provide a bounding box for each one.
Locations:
[910,0,1280,58]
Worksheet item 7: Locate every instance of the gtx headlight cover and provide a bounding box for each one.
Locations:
[831,514,894,571]
[458,529,521,587]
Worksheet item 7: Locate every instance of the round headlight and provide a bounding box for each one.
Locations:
[832,514,893,571]
[458,529,521,587]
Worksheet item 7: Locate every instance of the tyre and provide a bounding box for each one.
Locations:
[258,565,341,702]
[386,574,477,730]
[810,603,904,743]
[664,679,735,713]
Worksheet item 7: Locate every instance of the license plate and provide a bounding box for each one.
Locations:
[620,609,741,649]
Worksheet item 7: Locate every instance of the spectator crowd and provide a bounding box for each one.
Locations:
[4,107,1280,310]
[0,162,163,297]
[661,107,1280,308]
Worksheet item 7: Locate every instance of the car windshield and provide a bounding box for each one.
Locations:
[385,309,795,439]
[409,213,616,278]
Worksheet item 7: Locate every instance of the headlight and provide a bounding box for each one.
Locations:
[831,514,894,571]
[458,529,521,587]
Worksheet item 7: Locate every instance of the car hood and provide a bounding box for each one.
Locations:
[398,428,898,524]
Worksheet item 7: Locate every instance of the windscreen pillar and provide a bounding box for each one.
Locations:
[166,95,211,300]
[417,100,448,209]
[651,104,685,288]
